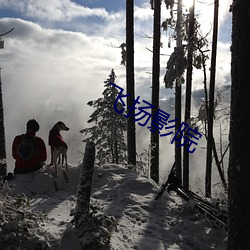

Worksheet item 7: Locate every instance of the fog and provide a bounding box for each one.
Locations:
[0,1,231,193]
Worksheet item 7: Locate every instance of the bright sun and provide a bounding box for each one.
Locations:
[183,0,194,9]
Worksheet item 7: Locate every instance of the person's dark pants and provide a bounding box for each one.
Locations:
[14,165,43,175]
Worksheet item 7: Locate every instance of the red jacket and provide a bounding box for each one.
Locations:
[48,128,68,149]
[12,131,47,171]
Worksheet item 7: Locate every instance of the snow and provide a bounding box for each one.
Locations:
[2,164,227,250]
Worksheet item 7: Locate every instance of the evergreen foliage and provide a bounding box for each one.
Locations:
[163,8,209,88]
[80,69,127,166]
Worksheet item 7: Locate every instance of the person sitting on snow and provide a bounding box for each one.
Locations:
[12,119,47,174]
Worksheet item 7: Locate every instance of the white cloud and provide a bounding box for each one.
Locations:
[195,0,232,38]
[0,0,232,175]
[0,0,109,21]
[0,17,126,169]
[134,4,153,21]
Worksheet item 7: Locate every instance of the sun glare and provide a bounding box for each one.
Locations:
[183,0,194,9]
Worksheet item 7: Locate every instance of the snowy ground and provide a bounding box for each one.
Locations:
[2,164,227,250]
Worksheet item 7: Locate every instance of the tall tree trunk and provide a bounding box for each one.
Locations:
[175,0,183,183]
[228,0,250,248]
[205,0,219,197]
[0,69,7,177]
[114,140,118,164]
[150,0,161,184]
[114,117,119,164]
[0,30,13,177]
[126,0,136,166]
[183,0,195,190]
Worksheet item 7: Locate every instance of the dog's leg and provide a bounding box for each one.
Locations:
[61,150,69,183]
[57,153,61,164]
[53,149,60,177]
[61,152,65,166]
[50,147,54,165]
[54,163,58,177]
[65,152,68,171]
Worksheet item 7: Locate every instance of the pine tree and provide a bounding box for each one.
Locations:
[163,1,210,187]
[80,69,127,166]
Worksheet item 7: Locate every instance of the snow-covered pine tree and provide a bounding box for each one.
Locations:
[80,69,127,166]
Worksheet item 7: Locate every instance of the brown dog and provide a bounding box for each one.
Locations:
[48,121,69,176]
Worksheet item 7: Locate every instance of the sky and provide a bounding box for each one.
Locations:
[0,0,232,188]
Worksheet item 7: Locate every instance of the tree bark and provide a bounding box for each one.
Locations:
[175,0,183,183]
[150,0,161,184]
[205,0,219,198]
[74,142,116,248]
[183,0,195,190]
[126,0,136,166]
[211,137,227,191]
[228,0,250,249]
[74,142,95,227]
[0,69,7,177]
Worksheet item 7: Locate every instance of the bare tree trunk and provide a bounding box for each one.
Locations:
[0,69,7,177]
[228,0,250,248]
[126,0,136,166]
[150,0,161,184]
[0,30,13,178]
[211,137,227,191]
[74,142,95,227]
[183,0,195,190]
[114,140,118,164]
[74,142,116,248]
[113,117,119,164]
[205,0,219,197]
[175,0,183,183]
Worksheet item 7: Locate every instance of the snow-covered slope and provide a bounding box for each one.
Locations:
[2,164,227,250]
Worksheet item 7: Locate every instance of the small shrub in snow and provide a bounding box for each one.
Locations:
[0,180,53,250]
